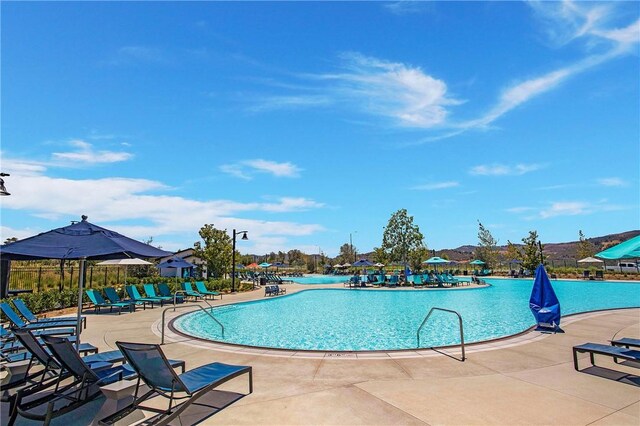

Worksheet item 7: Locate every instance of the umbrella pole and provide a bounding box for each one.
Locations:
[76,258,86,351]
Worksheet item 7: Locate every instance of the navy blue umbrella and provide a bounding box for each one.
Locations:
[529,264,563,333]
[157,257,195,269]
[352,259,374,267]
[0,216,172,348]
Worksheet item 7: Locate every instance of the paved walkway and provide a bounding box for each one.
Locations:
[48,283,640,424]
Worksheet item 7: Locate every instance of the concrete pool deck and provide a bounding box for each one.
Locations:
[17,282,640,424]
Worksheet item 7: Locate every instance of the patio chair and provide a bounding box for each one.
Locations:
[371,274,386,287]
[13,299,86,330]
[143,283,174,304]
[104,287,140,311]
[582,270,591,280]
[125,285,163,308]
[595,270,604,280]
[387,275,399,288]
[195,281,222,300]
[157,282,185,304]
[9,335,134,426]
[102,341,252,425]
[611,338,640,350]
[85,289,133,315]
[0,303,76,334]
[264,285,276,297]
[180,282,204,301]
[573,342,640,373]
[410,275,425,288]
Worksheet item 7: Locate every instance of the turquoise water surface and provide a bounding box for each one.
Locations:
[173,279,640,351]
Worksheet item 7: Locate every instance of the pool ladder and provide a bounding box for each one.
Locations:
[416,307,466,361]
[161,292,224,344]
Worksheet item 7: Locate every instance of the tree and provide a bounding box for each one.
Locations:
[381,209,426,268]
[192,224,233,279]
[576,230,596,259]
[521,230,544,272]
[371,247,389,265]
[505,240,522,271]
[337,243,357,265]
[4,237,18,244]
[475,221,498,268]
[408,246,431,272]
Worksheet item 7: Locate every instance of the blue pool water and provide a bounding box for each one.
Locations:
[291,275,349,284]
[173,279,640,351]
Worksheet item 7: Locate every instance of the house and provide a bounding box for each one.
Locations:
[158,248,207,278]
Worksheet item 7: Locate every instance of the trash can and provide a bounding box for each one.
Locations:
[259,277,267,286]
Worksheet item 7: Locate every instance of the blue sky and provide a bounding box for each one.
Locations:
[1,1,639,257]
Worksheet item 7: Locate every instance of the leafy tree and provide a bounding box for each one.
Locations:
[505,240,522,271]
[381,209,426,268]
[337,243,356,264]
[192,224,233,278]
[475,221,498,268]
[4,237,18,244]
[408,246,431,272]
[576,230,596,259]
[371,247,389,265]
[287,249,304,266]
[521,231,544,272]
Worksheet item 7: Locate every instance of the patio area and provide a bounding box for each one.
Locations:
[7,283,640,425]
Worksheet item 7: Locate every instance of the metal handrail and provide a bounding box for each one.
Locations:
[173,290,215,310]
[161,303,224,344]
[416,307,465,361]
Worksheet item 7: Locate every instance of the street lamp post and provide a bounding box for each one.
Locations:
[231,229,248,293]
[350,231,357,262]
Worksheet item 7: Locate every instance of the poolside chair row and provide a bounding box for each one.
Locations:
[3,326,249,425]
[264,285,286,297]
[0,301,82,337]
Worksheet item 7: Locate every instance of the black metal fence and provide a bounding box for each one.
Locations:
[9,266,128,293]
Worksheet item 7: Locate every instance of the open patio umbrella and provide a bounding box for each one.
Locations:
[157,257,195,280]
[246,263,259,269]
[422,256,450,271]
[577,257,604,264]
[595,235,640,260]
[97,258,152,285]
[529,264,563,333]
[0,215,171,349]
[258,262,271,269]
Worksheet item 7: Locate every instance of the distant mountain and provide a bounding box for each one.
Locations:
[356,230,640,262]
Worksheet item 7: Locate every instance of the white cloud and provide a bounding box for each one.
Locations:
[220,159,302,180]
[52,140,133,164]
[410,181,459,191]
[248,95,331,112]
[469,163,544,176]
[506,206,535,214]
[539,201,589,218]
[384,1,430,16]
[597,177,628,187]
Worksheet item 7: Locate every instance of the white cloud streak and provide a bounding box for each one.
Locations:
[52,140,133,164]
[220,159,302,180]
[469,163,544,176]
[597,177,628,187]
[410,181,460,191]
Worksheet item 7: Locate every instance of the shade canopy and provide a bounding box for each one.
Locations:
[595,235,640,260]
[352,259,374,267]
[341,263,351,267]
[577,257,604,264]
[469,259,486,265]
[246,263,259,269]
[157,257,195,269]
[423,256,450,264]
[0,216,172,261]
[375,263,385,267]
[529,264,562,332]
[259,262,272,268]
[97,258,153,266]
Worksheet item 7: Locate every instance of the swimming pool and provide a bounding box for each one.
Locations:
[173,279,640,351]
[291,275,350,284]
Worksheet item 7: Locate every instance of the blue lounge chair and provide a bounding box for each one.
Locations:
[85,289,132,315]
[611,338,640,349]
[104,341,252,425]
[410,275,425,288]
[104,286,141,311]
[143,283,174,304]
[195,281,222,300]
[573,342,640,372]
[371,274,386,287]
[387,275,399,288]
[13,299,86,330]
[180,282,204,300]
[0,303,76,334]
[125,285,162,308]
[157,282,185,303]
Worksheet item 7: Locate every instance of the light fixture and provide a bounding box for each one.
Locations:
[0,173,10,196]
[231,229,249,293]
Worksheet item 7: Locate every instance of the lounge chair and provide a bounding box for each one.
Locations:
[85,289,133,315]
[102,341,252,425]
[573,342,640,371]
[371,274,386,287]
[595,270,604,280]
[157,282,185,303]
[143,283,174,304]
[387,275,399,288]
[265,285,276,297]
[195,281,222,300]
[0,303,76,334]
[611,338,640,349]
[104,287,140,310]
[410,275,424,288]
[582,270,591,280]
[13,299,86,330]
[10,335,134,425]
[180,282,204,300]
[125,285,163,308]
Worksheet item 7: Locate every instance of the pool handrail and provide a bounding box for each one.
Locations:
[416,307,465,361]
[161,302,224,344]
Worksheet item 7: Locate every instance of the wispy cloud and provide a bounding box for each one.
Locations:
[107,45,169,66]
[469,163,544,176]
[596,177,628,187]
[52,140,133,164]
[539,201,590,218]
[384,1,431,16]
[507,198,631,219]
[506,206,536,214]
[220,159,302,180]
[248,95,331,112]
[410,181,459,191]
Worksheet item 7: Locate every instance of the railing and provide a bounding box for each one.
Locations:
[161,302,224,345]
[416,307,465,361]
